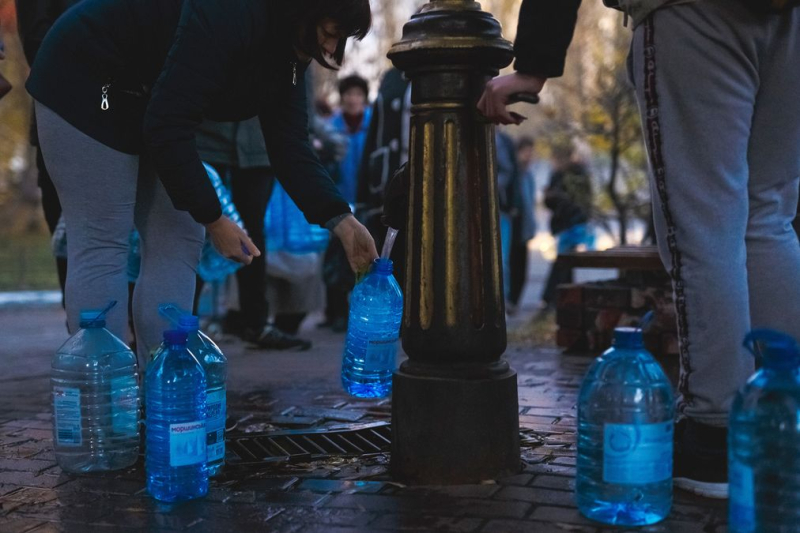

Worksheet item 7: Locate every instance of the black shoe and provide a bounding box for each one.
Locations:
[243,325,312,351]
[222,310,247,337]
[673,418,729,499]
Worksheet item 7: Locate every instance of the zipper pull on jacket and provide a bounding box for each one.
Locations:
[292,62,297,86]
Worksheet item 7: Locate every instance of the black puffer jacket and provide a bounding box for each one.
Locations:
[26,0,350,226]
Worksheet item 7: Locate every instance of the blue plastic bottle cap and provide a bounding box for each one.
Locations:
[164,329,189,345]
[178,314,200,332]
[745,329,800,370]
[613,327,644,349]
[79,310,106,328]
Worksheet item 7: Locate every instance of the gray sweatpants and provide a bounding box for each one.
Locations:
[35,102,205,363]
[631,0,800,426]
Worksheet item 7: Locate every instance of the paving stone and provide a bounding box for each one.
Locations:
[483,519,597,533]
[230,475,299,492]
[260,490,330,507]
[370,514,484,532]
[0,517,45,533]
[493,486,574,507]
[530,475,574,492]
[0,459,58,474]
[396,484,501,499]
[0,472,71,490]
[528,505,597,525]
[325,494,531,519]
[299,479,387,494]
[496,474,533,487]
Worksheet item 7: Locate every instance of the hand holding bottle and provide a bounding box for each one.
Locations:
[333,214,379,275]
[205,215,260,265]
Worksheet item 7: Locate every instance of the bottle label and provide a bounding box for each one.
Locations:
[206,389,226,463]
[603,421,673,485]
[54,387,82,447]
[729,458,755,532]
[110,375,139,436]
[169,421,206,467]
[365,338,397,371]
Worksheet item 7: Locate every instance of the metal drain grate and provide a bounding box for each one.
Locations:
[226,422,391,466]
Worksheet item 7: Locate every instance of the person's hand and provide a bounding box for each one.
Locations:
[333,214,379,274]
[205,216,261,265]
[477,72,547,125]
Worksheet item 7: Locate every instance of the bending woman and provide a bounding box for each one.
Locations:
[27,0,378,359]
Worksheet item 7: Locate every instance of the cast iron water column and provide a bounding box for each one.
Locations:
[388,0,521,484]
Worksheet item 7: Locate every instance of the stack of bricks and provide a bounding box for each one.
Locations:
[555,278,679,357]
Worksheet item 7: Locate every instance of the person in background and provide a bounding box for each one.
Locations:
[539,141,593,312]
[479,0,800,499]
[15,0,81,307]
[267,103,351,337]
[496,129,519,306]
[27,0,378,362]
[322,74,372,332]
[356,67,411,288]
[195,118,312,351]
[506,136,538,315]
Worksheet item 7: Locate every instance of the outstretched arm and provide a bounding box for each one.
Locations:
[478,0,582,125]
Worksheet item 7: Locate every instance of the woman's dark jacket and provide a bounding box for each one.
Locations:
[26,0,350,226]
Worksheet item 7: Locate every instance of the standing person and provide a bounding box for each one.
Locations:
[539,141,594,312]
[496,129,519,305]
[506,136,538,315]
[322,74,372,332]
[479,0,800,499]
[26,0,378,362]
[15,0,81,307]
[356,67,411,287]
[195,118,311,350]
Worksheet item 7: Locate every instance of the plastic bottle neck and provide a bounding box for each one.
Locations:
[372,258,393,275]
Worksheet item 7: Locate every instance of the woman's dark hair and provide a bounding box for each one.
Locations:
[338,75,369,98]
[290,0,372,70]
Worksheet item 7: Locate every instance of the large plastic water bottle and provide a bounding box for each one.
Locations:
[265,181,329,253]
[146,330,208,502]
[576,327,674,526]
[729,329,800,533]
[341,258,403,398]
[160,305,227,477]
[197,163,245,282]
[51,309,140,473]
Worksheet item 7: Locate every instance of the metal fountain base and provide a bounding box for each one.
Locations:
[390,365,521,485]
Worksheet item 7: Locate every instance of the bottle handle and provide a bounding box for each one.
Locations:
[86,300,118,327]
[158,303,184,326]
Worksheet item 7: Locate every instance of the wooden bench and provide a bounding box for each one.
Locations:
[557,245,665,272]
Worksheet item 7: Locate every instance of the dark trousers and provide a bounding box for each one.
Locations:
[196,165,275,329]
[507,217,529,306]
[37,148,68,304]
[508,242,528,306]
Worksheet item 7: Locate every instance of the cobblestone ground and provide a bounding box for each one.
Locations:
[0,306,726,532]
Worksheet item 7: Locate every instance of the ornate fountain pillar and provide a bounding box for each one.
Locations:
[388,0,521,484]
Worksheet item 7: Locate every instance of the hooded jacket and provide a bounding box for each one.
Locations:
[26,0,350,226]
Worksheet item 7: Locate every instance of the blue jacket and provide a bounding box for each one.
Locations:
[330,107,372,205]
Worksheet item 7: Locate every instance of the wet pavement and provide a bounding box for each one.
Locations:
[0,305,727,532]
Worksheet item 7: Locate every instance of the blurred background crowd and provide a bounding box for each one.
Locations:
[0,0,657,348]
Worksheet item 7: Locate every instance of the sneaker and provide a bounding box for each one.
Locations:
[243,325,312,351]
[673,418,729,499]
